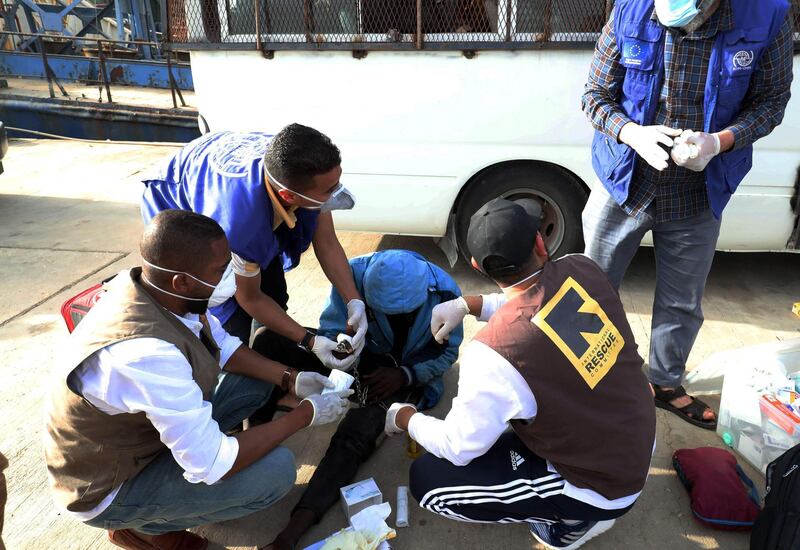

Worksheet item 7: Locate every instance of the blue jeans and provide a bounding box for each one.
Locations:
[582,186,721,387]
[85,373,296,535]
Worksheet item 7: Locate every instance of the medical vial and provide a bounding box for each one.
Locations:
[406,433,423,459]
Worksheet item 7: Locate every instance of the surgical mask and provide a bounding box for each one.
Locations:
[654,0,700,28]
[265,166,356,213]
[501,268,543,295]
[141,259,237,309]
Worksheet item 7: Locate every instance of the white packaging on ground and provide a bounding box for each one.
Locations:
[715,339,800,473]
[685,338,800,395]
[313,503,397,550]
[340,478,382,520]
[395,486,409,528]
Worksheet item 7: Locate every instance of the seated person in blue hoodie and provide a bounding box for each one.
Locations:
[255,249,463,550]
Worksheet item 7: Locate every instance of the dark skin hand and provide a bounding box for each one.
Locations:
[362,367,407,404]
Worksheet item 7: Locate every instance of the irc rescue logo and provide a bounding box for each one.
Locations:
[532,277,624,390]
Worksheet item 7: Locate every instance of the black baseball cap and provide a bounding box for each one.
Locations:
[467,197,542,277]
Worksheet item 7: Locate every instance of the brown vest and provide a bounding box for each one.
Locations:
[44,268,221,512]
[474,255,656,500]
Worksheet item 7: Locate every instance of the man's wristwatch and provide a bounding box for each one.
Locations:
[298,329,316,353]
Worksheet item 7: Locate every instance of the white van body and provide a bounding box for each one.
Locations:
[188,39,800,258]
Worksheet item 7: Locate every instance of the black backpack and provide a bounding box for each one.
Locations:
[750,444,800,550]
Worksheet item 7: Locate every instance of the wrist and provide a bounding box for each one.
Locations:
[396,406,417,431]
[281,366,297,393]
[464,295,483,317]
[298,329,316,352]
[618,121,637,144]
[714,130,732,153]
[297,400,315,427]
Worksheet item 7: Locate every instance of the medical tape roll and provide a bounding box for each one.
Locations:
[396,486,409,528]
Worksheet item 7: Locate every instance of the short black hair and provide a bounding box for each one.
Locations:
[140,209,226,273]
[482,255,523,282]
[264,123,341,191]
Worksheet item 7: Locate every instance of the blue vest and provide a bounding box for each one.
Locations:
[591,0,789,218]
[141,131,320,323]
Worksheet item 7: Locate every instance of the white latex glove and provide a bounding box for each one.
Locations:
[312,335,358,371]
[671,130,721,172]
[302,390,353,427]
[346,299,368,350]
[385,402,417,436]
[430,297,469,344]
[294,371,335,399]
[618,123,683,172]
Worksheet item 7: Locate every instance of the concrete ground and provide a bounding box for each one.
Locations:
[1,139,799,550]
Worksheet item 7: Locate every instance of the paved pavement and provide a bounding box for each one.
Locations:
[1,140,799,549]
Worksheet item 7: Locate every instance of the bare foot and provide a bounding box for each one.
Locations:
[657,385,716,421]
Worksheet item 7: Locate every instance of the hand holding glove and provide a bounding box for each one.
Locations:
[293,371,335,399]
[430,297,469,344]
[312,335,358,371]
[346,299,368,351]
[619,123,683,172]
[385,402,417,436]
[671,130,721,172]
[302,390,353,427]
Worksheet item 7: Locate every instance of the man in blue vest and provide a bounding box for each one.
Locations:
[582,0,792,429]
[141,124,369,378]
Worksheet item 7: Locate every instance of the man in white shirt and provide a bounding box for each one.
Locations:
[44,210,351,550]
[384,198,656,550]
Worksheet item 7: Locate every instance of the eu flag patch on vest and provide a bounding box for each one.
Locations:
[533,277,624,389]
[622,40,650,67]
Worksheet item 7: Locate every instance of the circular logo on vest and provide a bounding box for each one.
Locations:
[628,43,641,58]
[733,50,754,71]
[209,133,273,177]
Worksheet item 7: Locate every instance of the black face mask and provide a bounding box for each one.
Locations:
[386,308,420,327]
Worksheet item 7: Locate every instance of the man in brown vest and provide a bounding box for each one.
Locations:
[384,198,656,550]
[44,210,352,550]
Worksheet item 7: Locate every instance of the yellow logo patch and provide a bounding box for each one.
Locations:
[532,277,624,389]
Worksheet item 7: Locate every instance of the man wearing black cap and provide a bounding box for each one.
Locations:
[384,198,656,550]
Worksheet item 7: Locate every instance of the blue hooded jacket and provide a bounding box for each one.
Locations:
[318,250,463,410]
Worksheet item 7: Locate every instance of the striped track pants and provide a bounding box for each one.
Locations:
[409,432,631,525]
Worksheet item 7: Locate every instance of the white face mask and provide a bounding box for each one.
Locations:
[264,167,356,213]
[501,268,543,295]
[654,0,700,28]
[141,259,237,308]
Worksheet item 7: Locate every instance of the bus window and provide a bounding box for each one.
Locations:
[515,0,607,41]
[225,0,359,37]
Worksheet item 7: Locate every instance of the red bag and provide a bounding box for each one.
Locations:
[672,447,760,531]
[60,283,107,333]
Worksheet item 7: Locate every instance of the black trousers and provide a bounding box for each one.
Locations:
[409,432,634,526]
[222,255,290,345]
[251,329,422,522]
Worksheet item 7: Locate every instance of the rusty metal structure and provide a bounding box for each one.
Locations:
[164,0,800,53]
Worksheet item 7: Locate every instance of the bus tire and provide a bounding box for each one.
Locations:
[455,162,589,263]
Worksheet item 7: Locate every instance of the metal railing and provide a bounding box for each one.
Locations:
[0,30,188,106]
[164,0,800,53]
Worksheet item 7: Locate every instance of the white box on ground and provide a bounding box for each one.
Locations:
[340,478,382,520]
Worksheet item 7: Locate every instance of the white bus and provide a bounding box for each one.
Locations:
[167,0,800,262]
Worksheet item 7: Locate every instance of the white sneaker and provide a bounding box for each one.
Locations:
[529,519,616,549]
